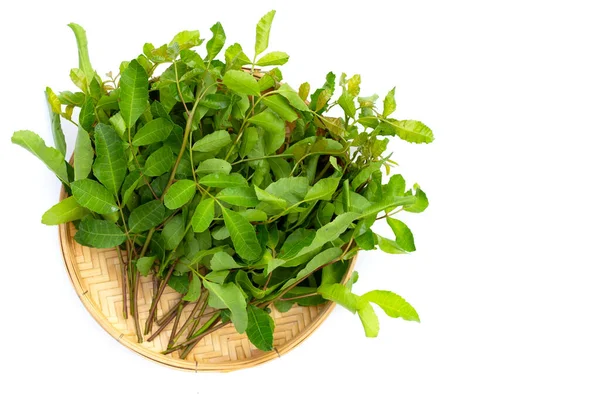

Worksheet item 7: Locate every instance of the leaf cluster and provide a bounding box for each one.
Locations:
[12,11,433,353]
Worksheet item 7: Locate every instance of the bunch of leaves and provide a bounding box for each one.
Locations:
[12,11,432,354]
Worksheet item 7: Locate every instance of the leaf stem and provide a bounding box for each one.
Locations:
[280,292,320,302]
[168,302,185,347]
[145,262,176,334]
[162,316,223,357]
[173,61,190,116]
[132,271,143,342]
[161,91,203,198]
[116,246,128,319]
[147,306,178,342]
[230,153,292,165]
[155,299,181,326]
[171,292,208,345]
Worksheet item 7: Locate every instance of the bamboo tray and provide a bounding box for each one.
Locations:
[58,189,355,371]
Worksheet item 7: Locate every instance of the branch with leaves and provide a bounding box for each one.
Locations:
[12,10,433,355]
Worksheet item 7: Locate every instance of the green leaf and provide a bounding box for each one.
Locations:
[344,75,359,98]
[404,185,429,213]
[383,175,406,205]
[58,91,85,106]
[267,158,291,180]
[136,256,156,276]
[206,22,226,61]
[262,94,298,122]
[266,177,308,205]
[255,10,276,57]
[199,173,248,188]
[338,90,356,117]
[239,126,258,158]
[121,172,142,204]
[256,51,289,67]
[128,200,165,233]
[246,305,275,351]
[382,87,396,118]
[318,283,359,313]
[222,70,260,97]
[191,198,214,233]
[281,247,343,291]
[67,23,95,85]
[109,112,127,139]
[248,110,284,155]
[45,87,66,156]
[351,161,382,190]
[296,213,360,258]
[236,271,274,299]
[170,30,202,51]
[74,218,126,248]
[210,251,245,271]
[357,299,380,337]
[70,68,87,92]
[196,158,232,175]
[386,217,416,252]
[298,82,310,101]
[220,206,262,261]
[92,124,127,195]
[187,246,227,266]
[120,59,148,128]
[361,290,420,322]
[322,261,350,286]
[225,43,251,70]
[238,209,268,222]
[144,146,175,176]
[78,97,95,132]
[191,130,231,153]
[334,191,372,214]
[162,214,186,250]
[303,246,342,274]
[276,83,309,111]
[205,270,228,284]
[376,235,407,254]
[183,274,202,301]
[42,196,89,225]
[382,119,434,144]
[360,196,416,220]
[274,301,293,313]
[164,180,196,210]
[71,179,118,214]
[211,225,230,240]
[11,130,68,184]
[74,127,93,181]
[216,187,259,207]
[305,178,340,202]
[168,274,190,294]
[199,94,230,110]
[204,281,248,333]
[279,229,316,260]
[355,229,376,250]
[254,186,287,210]
[132,118,174,146]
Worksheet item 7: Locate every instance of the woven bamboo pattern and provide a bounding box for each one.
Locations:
[59,203,355,371]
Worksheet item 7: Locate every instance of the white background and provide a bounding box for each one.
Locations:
[1,0,599,398]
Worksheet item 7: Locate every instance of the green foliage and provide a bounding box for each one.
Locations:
[246,305,275,351]
[74,127,93,181]
[71,179,119,214]
[13,12,433,354]
[41,196,89,225]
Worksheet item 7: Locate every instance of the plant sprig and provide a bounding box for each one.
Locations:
[12,10,433,355]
